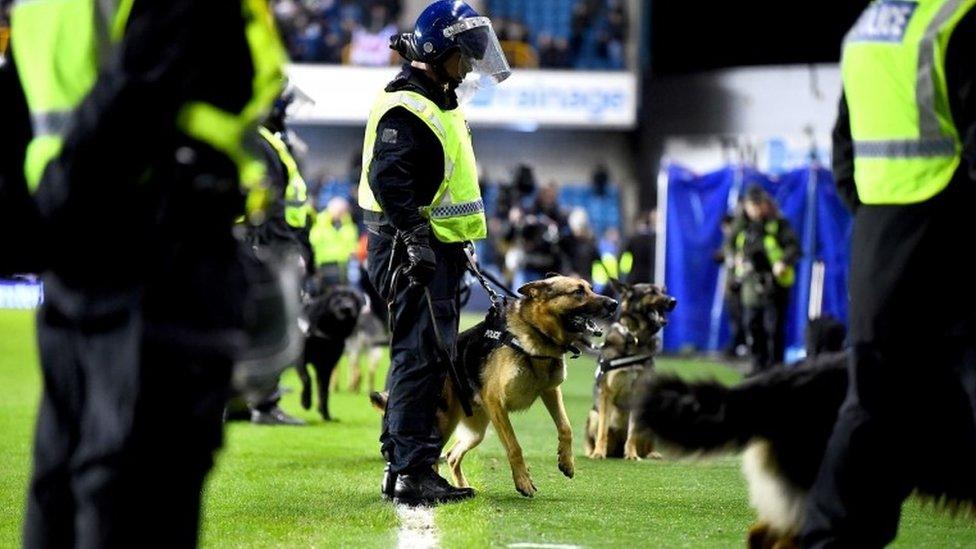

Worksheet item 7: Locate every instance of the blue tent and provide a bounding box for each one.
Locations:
[660,163,852,360]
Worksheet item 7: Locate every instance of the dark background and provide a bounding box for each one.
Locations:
[649,1,872,75]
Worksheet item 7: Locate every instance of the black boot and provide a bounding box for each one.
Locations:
[392,468,475,506]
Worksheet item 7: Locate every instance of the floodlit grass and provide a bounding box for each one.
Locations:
[2,309,975,547]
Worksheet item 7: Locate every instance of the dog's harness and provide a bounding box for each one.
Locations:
[595,321,654,381]
[482,324,582,362]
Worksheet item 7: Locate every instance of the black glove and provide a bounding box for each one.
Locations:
[401,224,437,288]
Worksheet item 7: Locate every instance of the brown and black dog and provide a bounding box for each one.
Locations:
[373,274,616,497]
[585,281,676,460]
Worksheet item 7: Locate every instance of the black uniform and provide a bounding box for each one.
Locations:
[364,65,466,475]
[726,213,799,373]
[801,8,976,547]
[2,2,264,546]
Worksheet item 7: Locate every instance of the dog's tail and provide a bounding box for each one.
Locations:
[634,351,848,456]
[369,391,387,413]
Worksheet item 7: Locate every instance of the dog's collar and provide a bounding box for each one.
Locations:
[596,353,654,377]
[484,329,579,361]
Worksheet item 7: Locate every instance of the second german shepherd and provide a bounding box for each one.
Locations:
[585,280,676,460]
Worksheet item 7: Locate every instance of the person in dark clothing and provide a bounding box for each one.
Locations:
[358,0,510,506]
[716,212,746,358]
[2,1,287,547]
[801,3,976,546]
[725,185,800,375]
[237,90,314,427]
[560,207,600,281]
[622,209,657,284]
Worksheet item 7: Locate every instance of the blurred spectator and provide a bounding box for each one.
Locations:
[512,163,538,205]
[561,208,600,280]
[570,0,628,69]
[530,182,567,228]
[272,0,401,65]
[591,164,610,196]
[499,18,539,68]
[538,33,573,69]
[504,181,568,287]
[622,209,656,284]
[347,4,398,66]
[272,0,630,70]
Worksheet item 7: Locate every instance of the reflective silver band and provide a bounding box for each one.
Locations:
[917,0,964,139]
[429,198,485,219]
[853,138,957,158]
[442,16,491,38]
[31,110,73,136]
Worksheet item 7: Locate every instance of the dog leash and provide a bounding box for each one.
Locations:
[462,243,518,307]
[423,287,475,417]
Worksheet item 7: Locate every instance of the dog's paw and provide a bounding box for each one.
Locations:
[558,455,575,478]
[514,474,537,497]
[588,448,607,460]
[646,451,663,460]
[623,451,642,461]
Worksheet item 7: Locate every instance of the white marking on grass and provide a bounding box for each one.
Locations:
[508,544,583,549]
[396,504,438,549]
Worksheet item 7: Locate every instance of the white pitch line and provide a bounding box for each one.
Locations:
[396,504,439,549]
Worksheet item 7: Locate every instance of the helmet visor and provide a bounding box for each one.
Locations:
[445,16,511,84]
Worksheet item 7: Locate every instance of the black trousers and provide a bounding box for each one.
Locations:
[743,286,788,373]
[24,302,232,549]
[801,178,976,547]
[365,227,464,474]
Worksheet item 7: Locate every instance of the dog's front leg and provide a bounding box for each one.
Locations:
[540,387,574,479]
[591,385,612,459]
[485,397,536,497]
[623,412,661,461]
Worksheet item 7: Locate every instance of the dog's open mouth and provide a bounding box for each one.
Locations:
[567,314,604,338]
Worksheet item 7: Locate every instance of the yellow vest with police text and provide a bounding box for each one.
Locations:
[358,90,487,243]
[841,0,976,204]
[11,0,286,200]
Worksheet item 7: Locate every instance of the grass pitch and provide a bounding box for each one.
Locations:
[2,309,975,547]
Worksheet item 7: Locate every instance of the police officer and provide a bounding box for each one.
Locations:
[803,1,976,546]
[252,89,315,272]
[359,0,510,506]
[726,185,799,374]
[240,90,314,426]
[2,0,286,546]
[310,197,359,286]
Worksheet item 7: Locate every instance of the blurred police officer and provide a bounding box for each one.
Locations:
[310,196,359,286]
[802,1,976,546]
[726,185,799,374]
[359,0,510,506]
[251,89,315,272]
[240,89,314,427]
[2,0,286,546]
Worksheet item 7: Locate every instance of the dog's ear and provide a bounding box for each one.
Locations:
[609,277,630,297]
[517,280,549,298]
[544,271,563,279]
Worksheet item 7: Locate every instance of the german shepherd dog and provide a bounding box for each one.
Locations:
[372,274,617,497]
[585,281,676,460]
[297,285,364,420]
